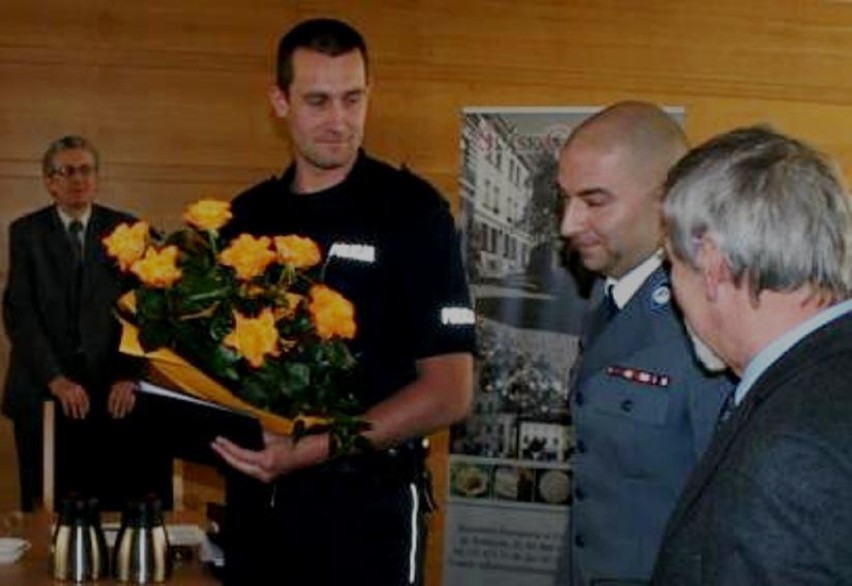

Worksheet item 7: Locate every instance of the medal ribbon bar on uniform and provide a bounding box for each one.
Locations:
[605,365,670,387]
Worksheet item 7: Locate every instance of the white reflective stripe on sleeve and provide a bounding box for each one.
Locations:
[441,306,476,326]
[408,482,419,584]
[328,242,376,263]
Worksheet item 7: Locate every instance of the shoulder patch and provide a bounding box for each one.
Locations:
[651,284,671,307]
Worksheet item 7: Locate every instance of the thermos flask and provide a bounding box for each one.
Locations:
[51,496,109,582]
[113,495,171,583]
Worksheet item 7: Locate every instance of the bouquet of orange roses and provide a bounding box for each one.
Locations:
[103,200,368,454]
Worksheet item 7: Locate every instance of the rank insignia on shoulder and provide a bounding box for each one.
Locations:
[606,365,670,387]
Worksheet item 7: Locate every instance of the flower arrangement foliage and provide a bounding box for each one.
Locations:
[103,200,368,452]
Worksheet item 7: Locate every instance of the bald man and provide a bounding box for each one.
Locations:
[557,102,732,585]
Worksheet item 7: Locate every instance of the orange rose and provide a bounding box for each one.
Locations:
[219,234,277,280]
[102,221,149,271]
[242,283,266,298]
[274,235,322,269]
[274,292,304,320]
[308,285,356,340]
[183,200,233,231]
[130,245,182,288]
[223,308,280,368]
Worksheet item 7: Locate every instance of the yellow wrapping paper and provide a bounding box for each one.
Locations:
[117,298,324,436]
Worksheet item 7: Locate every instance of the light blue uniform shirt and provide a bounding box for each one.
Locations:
[735,298,852,405]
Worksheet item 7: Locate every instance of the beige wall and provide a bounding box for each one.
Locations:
[3,1,852,583]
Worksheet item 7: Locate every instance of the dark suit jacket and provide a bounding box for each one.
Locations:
[653,310,852,586]
[2,204,135,419]
[565,266,731,585]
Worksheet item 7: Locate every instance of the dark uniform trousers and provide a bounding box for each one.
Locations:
[224,443,430,586]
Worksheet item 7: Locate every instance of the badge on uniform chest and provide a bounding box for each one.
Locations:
[329,242,377,264]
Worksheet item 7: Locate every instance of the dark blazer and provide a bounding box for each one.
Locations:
[3,203,135,419]
[653,310,852,586]
[3,203,173,512]
[565,266,731,585]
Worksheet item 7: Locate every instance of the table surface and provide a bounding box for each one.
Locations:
[0,510,221,585]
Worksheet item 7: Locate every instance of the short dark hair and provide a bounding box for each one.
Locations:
[276,18,368,90]
[42,135,100,177]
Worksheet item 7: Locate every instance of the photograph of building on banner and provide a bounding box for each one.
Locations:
[443,107,684,586]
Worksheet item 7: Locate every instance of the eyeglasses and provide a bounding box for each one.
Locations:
[50,164,97,179]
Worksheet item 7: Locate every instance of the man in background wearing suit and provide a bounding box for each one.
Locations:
[558,101,732,585]
[653,126,852,584]
[2,135,170,511]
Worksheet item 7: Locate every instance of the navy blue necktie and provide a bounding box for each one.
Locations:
[604,284,619,321]
[585,284,619,345]
[717,388,737,429]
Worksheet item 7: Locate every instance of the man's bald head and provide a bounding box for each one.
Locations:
[568,101,688,190]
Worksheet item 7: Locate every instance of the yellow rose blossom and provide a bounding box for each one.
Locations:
[183,200,233,231]
[274,235,322,269]
[274,292,304,320]
[308,285,356,340]
[243,283,266,298]
[103,221,149,271]
[219,234,277,280]
[130,245,182,288]
[223,308,280,368]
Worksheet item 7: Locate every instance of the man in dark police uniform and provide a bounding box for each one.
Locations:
[557,102,732,585]
[211,18,476,586]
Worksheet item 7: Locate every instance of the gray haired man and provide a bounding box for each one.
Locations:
[653,126,852,585]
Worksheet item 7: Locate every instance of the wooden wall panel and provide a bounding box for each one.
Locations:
[3,2,852,584]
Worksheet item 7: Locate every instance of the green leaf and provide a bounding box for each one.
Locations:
[207,346,241,382]
[136,289,168,321]
[238,377,273,410]
[138,322,172,350]
[282,362,310,393]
